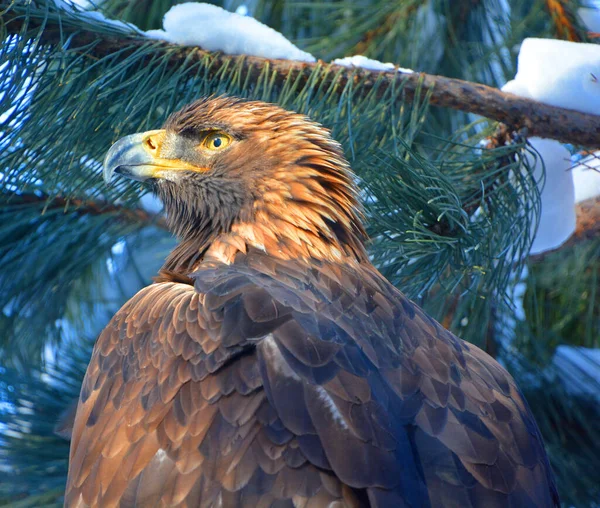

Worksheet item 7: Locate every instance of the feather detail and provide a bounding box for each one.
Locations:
[66,98,558,508]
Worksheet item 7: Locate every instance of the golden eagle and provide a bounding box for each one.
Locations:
[65,97,558,507]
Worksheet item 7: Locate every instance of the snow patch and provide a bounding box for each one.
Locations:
[502,38,600,115]
[333,55,413,74]
[501,79,530,98]
[571,152,600,203]
[55,0,140,33]
[527,138,576,255]
[146,3,315,62]
[579,2,600,33]
[502,38,600,254]
[235,5,249,16]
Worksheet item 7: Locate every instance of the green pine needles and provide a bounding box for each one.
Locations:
[0,0,598,506]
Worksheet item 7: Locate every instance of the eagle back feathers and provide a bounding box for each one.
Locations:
[65,249,558,507]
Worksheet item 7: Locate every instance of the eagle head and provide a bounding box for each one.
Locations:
[104,97,368,270]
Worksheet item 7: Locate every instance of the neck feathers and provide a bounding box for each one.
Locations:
[160,115,369,274]
[162,215,369,273]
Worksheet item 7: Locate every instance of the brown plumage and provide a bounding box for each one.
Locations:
[65,96,558,507]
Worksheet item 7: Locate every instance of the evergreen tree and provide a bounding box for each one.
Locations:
[0,0,598,505]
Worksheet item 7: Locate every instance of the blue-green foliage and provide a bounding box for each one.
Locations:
[0,0,597,506]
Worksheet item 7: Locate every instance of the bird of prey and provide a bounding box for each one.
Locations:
[65,96,558,507]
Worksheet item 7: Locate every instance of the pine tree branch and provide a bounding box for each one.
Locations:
[531,196,600,261]
[3,7,600,147]
[573,196,600,243]
[12,190,594,259]
[8,186,596,262]
[2,6,599,253]
[352,6,416,55]
[2,192,167,229]
[545,0,584,42]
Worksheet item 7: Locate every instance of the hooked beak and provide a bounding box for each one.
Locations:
[103,130,199,184]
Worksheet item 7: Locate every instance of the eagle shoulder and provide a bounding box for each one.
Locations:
[194,251,558,507]
[65,251,558,507]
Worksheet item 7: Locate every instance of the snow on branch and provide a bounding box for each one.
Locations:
[502,38,600,116]
[3,3,600,253]
[332,55,413,74]
[144,3,315,62]
[500,38,600,254]
[530,195,600,261]
[4,7,600,148]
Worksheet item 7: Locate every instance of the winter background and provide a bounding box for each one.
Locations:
[1,0,599,505]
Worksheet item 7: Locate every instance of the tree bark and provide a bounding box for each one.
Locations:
[2,4,599,253]
[3,5,600,147]
[531,196,600,261]
[6,190,598,258]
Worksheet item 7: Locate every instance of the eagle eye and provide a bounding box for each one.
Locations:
[201,131,232,152]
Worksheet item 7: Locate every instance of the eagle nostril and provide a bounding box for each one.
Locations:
[145,136,157,152]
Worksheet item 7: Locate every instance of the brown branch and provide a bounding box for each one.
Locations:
[530,196,600,262]
[8,190,597,260]
[3,7,600,147]
[2,192,168,230]
[2,5,600,253]
[572,196,600,244]
[489,127,600,258]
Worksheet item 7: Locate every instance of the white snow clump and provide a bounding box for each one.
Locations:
[333,55,413,74]
[502,38,600,114]
[579,1,600,33]
[145,3,315,62]
[571,153,600,204]
[55,0,141,33]
[526,139,576,255]
[502,38,600,254]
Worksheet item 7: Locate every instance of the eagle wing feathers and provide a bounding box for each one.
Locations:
[65,250,557,507]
